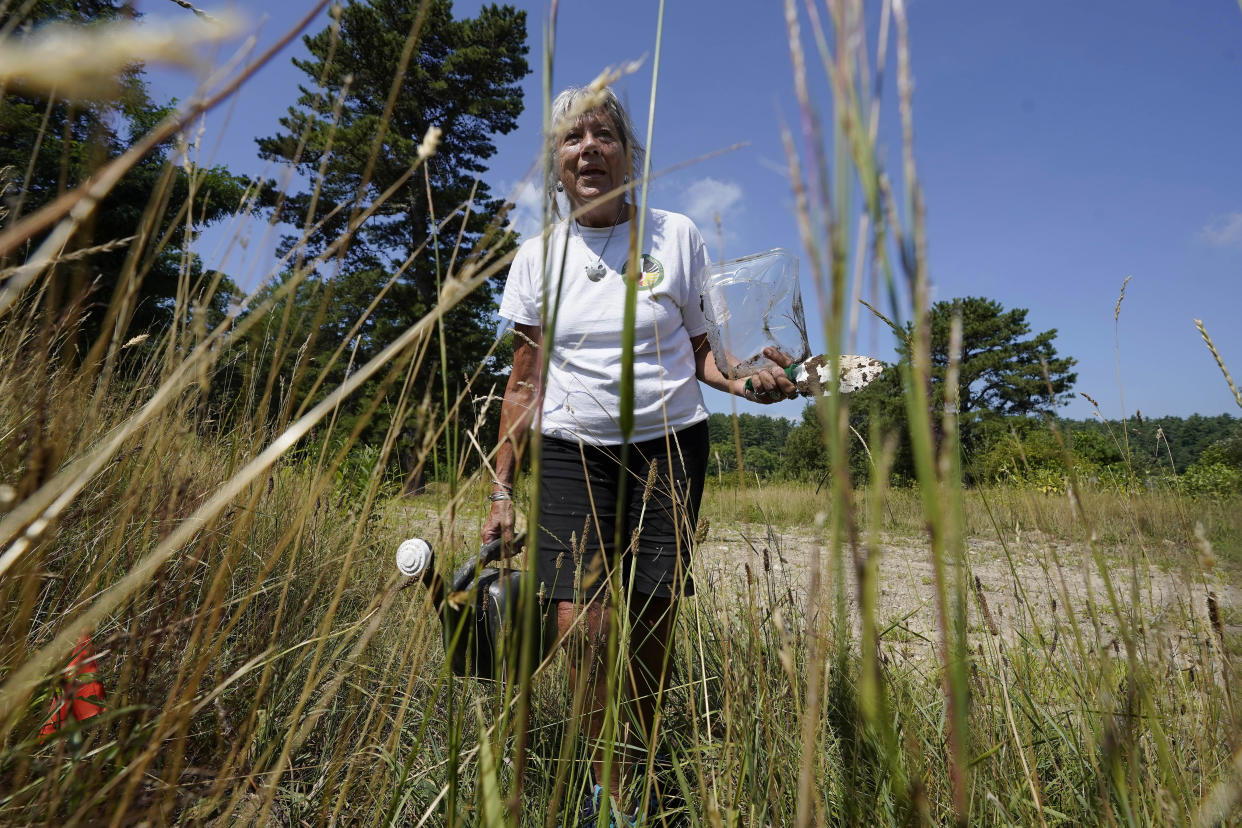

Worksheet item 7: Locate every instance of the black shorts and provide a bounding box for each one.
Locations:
[534,421,709,603]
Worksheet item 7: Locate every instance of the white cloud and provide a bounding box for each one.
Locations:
[757,155,792,181]
[503,179,545,241]
[679,177,744,255]
[680,177,743,228]
[1199,212,1242,248]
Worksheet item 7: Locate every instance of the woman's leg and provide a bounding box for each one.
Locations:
[627,594,677,758]
[556,599,613,800]
[544,426,705,813]
[558,593,677,814]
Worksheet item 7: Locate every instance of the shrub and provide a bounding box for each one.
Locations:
[1181,461,1242,497]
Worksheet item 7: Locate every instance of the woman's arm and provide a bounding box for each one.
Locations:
[690,333,797,404]
[482,323,543,549]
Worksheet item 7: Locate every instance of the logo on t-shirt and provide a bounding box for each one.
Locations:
[623,254,664,291]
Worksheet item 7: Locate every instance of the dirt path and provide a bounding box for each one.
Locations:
[695,523,1240,672]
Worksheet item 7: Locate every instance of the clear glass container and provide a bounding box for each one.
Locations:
[701,248,810,378]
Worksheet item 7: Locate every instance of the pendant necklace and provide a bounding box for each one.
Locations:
[579,200,627,282]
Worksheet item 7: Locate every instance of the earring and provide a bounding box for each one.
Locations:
[623,175,630,184]
[555,182,564,192]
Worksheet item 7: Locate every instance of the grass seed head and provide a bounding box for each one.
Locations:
[417,126,442,160]
[1114,275,1132,322]
[0,14,243,99]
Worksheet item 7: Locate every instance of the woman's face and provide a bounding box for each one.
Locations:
[556,110,628,216]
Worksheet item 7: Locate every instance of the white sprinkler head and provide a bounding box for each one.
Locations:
[396,537,432,578]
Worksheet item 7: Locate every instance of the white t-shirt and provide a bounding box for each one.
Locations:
[499,208,711,445]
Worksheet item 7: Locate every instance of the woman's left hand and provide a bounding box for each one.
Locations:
[742,347,799,404]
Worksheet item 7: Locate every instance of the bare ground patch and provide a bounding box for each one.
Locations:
[694,523,1240,678]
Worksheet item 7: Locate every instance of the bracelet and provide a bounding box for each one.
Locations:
[491,478,513,491]
[488,491,513,502]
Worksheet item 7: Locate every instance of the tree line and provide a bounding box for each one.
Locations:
[708,295,1240,494]
[713,408,1239,485]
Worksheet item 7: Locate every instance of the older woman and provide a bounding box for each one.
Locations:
[482,85,796,823]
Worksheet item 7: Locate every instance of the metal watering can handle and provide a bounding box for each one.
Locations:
[449,534,526,593]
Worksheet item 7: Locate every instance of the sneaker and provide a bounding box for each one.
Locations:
[613,802,642,827]
[561,784,603,828]
[617,786,662,827]
[563,784,649,828]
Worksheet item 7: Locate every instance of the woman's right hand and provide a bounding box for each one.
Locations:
[481,499,520,558]
[483,322,540,560]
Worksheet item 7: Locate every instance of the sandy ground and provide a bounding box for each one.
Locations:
[694,523,1241,673]
[395,502,1240,675]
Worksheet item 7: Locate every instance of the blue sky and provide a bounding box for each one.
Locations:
[143,0,1242,422]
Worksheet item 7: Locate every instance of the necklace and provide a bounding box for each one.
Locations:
[578,201,627,282]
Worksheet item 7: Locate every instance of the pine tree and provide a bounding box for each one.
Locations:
[788,298,1078,483]
[900,296,1077,456]
[254,0,529,476]
[1,1,248,345]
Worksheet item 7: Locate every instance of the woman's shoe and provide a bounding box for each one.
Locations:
[563,782,659,827]
[560,784,603,828]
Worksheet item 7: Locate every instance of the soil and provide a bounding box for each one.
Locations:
[694,523,1241,673]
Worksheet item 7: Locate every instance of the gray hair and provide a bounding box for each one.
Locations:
[546,85,645,219]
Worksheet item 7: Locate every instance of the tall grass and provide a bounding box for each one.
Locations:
[1,0,1240,825]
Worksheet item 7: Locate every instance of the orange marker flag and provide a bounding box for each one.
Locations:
[39,633,105,739]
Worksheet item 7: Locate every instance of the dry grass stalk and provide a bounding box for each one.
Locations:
[0,14,242,99]
[0,0,332,267]
[0,235,136,282]
[1194,318,1242,410]
[1114,274,1132,322]
[974,576,1000,637]
[163,0,216,22]
[1207,592,1224,647]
